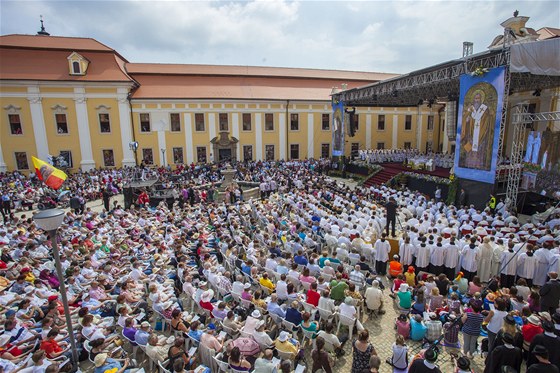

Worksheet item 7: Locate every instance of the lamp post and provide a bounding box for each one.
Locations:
[33,209,79,366]
[161,148,166,167]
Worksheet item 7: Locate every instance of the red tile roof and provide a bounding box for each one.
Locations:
[0,34,117,53]
[0,48,134,82]
[127,63,396,82]
[131,74,374,101]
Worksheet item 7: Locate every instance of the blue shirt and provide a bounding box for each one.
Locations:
[267,302,286,319]
[285,308,302,326]
[410,319,427,341]
[188,329,203,342]
[241,264,251,275]
[135,330,149,346]
[294,256,308,266]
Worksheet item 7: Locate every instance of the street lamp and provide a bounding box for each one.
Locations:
[161,148,166,167]
[33,209,79,366]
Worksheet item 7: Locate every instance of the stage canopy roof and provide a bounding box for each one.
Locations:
[333,38,560,107]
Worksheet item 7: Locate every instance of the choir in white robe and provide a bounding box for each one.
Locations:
[516,252,537,280]
[430,244,446,267]
[415,243,431,269]
[500,250,517,276]
[443,242,460,271]
[374,239,390,262]
[399,243,416,267]
[461,245,479,273]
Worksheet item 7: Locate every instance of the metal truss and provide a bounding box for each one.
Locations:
[506,108,560,208]
[497,64,511,159]
[506,105,528,209]
[336,48,560,108]
[336,49,512,107]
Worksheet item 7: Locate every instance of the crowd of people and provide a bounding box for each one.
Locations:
[0,158,558,373]
[357,149,454,169]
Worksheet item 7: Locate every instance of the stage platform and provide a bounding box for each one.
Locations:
[364,162,451,187]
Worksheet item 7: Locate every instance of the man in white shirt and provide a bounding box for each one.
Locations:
[364,280,384,315]
[274,274,288,301]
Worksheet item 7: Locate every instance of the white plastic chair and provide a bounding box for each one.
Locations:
[337,313,357,341]
[281,319,299,334]
[158,359,171,373]
[213,353,230,372]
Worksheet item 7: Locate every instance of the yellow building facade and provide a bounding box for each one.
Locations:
[0,34,448,173]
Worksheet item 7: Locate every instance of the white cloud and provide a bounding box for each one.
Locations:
[0,0,558,74]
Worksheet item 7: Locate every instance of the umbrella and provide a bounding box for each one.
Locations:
[232,337,260,356]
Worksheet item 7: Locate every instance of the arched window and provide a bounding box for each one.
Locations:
[72,61,81,74]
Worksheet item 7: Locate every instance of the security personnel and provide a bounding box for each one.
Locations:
[488,194,496,212]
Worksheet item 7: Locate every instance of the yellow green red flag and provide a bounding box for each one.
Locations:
[31,156,67,190]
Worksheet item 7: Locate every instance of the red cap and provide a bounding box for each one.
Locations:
[48,295,58,302]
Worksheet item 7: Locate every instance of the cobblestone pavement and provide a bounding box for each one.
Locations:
[323,276,487,373]
[15,192,495,372]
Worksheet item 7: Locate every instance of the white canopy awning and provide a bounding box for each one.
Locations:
[510,38,560,76]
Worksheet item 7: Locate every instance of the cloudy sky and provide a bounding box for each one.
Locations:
[1,1,558,74]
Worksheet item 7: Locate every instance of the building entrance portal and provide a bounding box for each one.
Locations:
[210,131,239,162]
[219,148,232,161]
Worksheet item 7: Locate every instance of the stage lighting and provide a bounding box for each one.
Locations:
[427,98,435,108]
[417,99,424,106]
[533,89,541,97]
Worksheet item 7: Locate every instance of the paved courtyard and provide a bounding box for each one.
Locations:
[13,190,514,373]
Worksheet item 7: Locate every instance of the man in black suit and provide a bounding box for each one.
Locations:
[385,196,398,238]
[540,272,560,314]
[69,194,81,213]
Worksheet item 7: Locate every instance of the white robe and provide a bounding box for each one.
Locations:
[374,239,391,262]
[477,243,494,282]
[415,244,431,268]
[516,253,537,279]
[430,244,446,266]
[461,245,479,272]
[443,243,460,270]
[500,250,517,276]
[491,245,505,277]
[533,249,552,287]
[399,243,416,267]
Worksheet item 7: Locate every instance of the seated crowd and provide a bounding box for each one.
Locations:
[0,158,558,373]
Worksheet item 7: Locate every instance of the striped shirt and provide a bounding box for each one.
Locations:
[462,312,484,336]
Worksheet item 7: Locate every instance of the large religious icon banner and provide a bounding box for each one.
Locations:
[454,66,505,184]
[332,99,345,157]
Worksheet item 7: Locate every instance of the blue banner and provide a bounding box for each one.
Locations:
[454,66,505,184]
[332,100,344,156]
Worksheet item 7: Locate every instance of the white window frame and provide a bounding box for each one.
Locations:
[265,144,275,161]
[142,148,154,165]
[172,147,184,164]
[196,146,207,163]
[14,151,29,170]
[170,113,181,132]
[102,149,115,167]
[4,105,23,136]
[140,113,151,133]
[290,143,300,160]
[264,113,274,132]
[194,113,206,132]
[242,113,252,132]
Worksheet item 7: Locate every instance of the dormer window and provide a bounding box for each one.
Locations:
[67,52,89,76]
